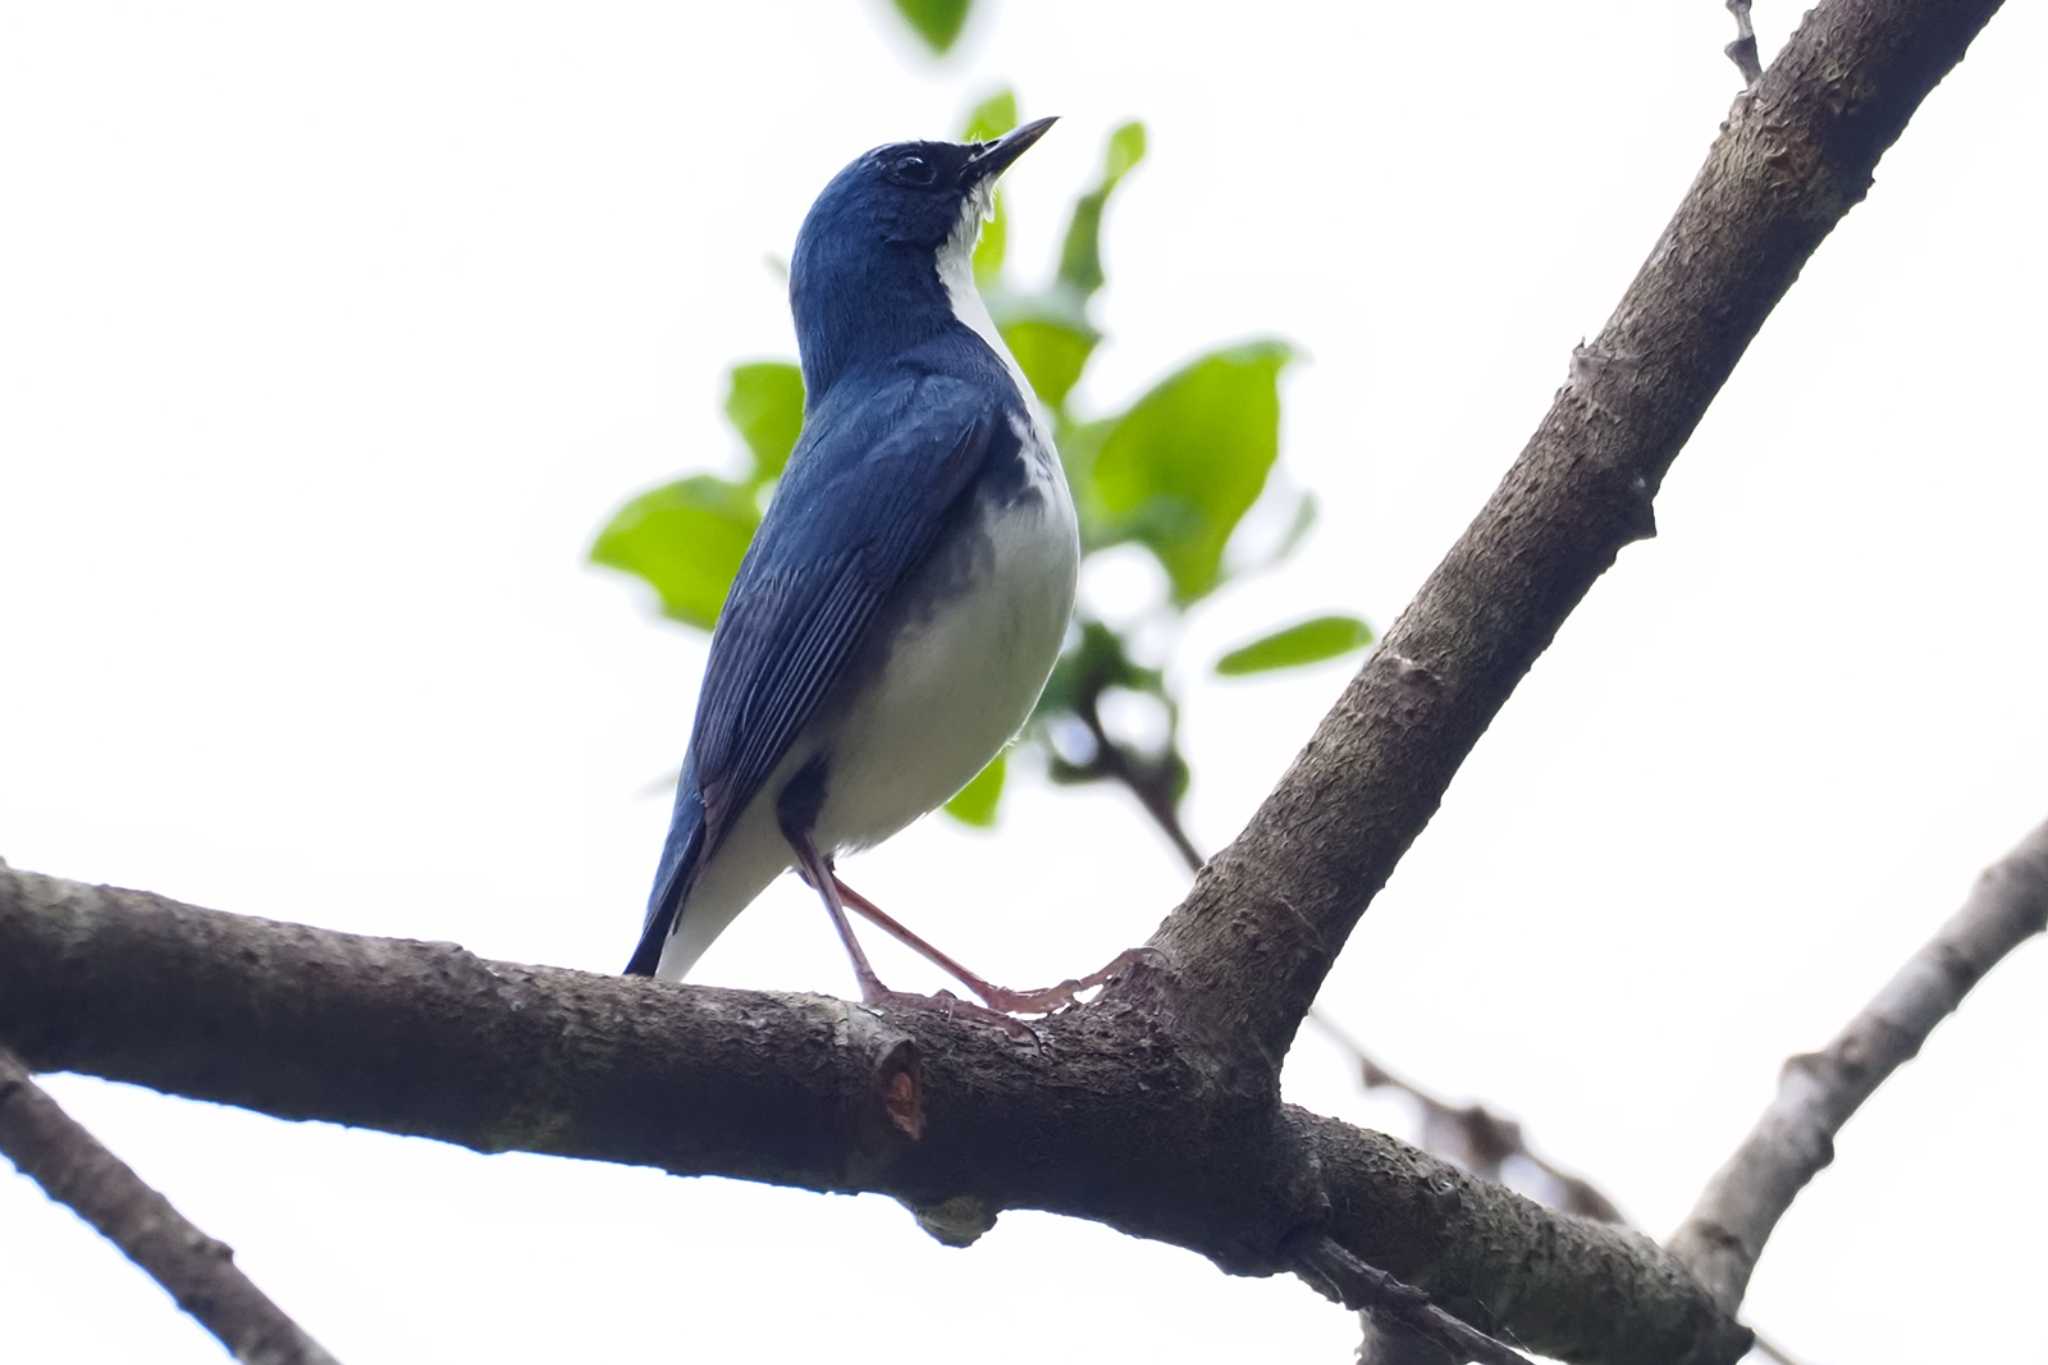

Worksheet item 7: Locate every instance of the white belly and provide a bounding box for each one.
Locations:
[816,459,1078,849]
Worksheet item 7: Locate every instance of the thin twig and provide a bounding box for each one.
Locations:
[1073,698,1206,871]
[0,1048,340,1365]
[1304,1012,1625,1223]
[1670,817,2048,1310]
[1291,1233,1535,1365]
[1725,0,1765,84]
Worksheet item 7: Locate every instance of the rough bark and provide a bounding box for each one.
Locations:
[0,1048,339,1365]
[1147,0,2007,1069]
[0,867,1743,1365]
[1670,819,2048,1308]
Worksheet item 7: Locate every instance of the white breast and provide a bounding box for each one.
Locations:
[937,181,1036,413]
[815,426,1078,851]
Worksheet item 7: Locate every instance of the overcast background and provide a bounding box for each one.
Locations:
[3,3,2044,1362]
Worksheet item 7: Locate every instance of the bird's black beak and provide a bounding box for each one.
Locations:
[963,116,1057,186]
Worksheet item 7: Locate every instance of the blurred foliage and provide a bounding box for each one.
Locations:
[1216,615,1376,678]
[723,362,805,485]
[1089,340,1292,603]
[943,750,1006,827]
[891,0,972,54]
[591,476,757,631]
[592,91,1371,833]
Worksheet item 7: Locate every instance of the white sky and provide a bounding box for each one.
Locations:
[3,3,2044,1362]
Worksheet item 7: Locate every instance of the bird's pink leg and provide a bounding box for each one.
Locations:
[787,842,1039,1040]
[785,834,893,1006]
[830,873,1156,1015]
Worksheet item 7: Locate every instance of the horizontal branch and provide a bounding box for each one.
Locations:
[1670,818,2048,1308]
[1146,0,2008,1066]
[0,1047,338,1365]
[0,865,1748,1365]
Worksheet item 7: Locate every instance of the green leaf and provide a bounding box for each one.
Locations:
[1051,415,1114,544]
[724,362,805,485]
[589,474,759,630]
[1000,315,1097,410]
[1215,615,1375,676]
[1088,340,1294,603]
[943,751,1006,826]
[1056,120,1146,301]
[959,89,1017,143]
[892,0,971,53]
[1104,120,1147,179]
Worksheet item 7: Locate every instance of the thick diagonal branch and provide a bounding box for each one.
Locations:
[0,1048,339,1365]
[0,866,1748,1365]
[1670,818,2048,1309]
[1146,0,2007,1067]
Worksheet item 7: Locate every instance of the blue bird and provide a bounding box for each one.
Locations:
[625,118,1141,1017]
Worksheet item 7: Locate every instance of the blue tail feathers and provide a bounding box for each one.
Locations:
[625,779,706,976]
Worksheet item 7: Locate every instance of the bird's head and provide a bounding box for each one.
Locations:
[790,119,1056,396]
[798,117,1056,263]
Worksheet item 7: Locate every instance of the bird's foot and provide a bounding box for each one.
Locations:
[860,987,1043,1045]
[970,947,1166,1016]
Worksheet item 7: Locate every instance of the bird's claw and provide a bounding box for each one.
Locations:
[861,988,1042,1045]
[972,947,1165,1016]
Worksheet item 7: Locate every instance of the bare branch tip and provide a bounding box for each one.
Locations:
[0,1049,338,1365]
[1673,819,2048,1314]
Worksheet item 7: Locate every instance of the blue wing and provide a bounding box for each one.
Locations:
[624,370,1011,973]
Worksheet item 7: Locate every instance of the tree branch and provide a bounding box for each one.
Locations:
[1669,818,2048,1310]
[1146,0,2005,1074]
[0,865,1747,1365]
[1076,696,1206,872]
[0,1047,339,1365]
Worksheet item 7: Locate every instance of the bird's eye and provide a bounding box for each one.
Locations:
[889,154,937,187]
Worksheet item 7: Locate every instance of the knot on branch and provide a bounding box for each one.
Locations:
[839,1012,927,1184]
